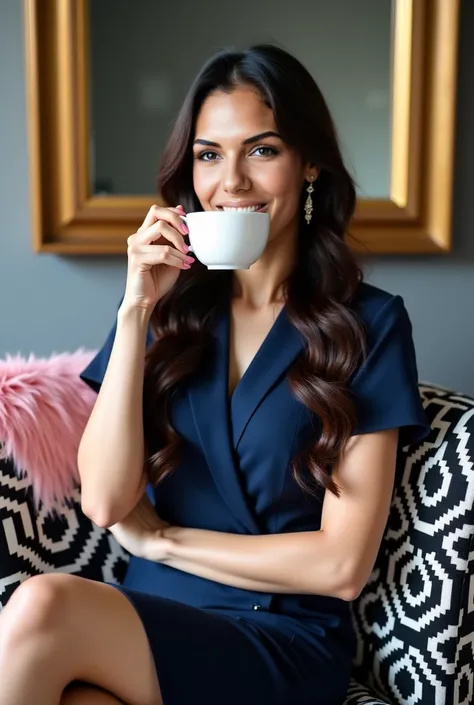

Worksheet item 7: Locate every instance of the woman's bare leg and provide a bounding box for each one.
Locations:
[0,574,162,705]
[61,683,123,704]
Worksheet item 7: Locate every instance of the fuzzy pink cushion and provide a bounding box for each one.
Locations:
[0,350,97,510]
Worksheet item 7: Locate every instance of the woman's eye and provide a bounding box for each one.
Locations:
[197,151,220,162]
[252,146,279,157]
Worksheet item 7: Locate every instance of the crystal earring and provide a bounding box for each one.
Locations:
[304,176,315,225]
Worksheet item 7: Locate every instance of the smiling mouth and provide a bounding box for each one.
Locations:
[216,204,267,213]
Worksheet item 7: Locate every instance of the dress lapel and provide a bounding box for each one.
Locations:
[187,305,306,534]
[229,306,306,448]
[187,313,260,534]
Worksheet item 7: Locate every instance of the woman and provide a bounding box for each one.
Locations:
[0,45,430,705]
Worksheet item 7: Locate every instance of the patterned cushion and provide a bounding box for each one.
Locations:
[350,383,474,705]
[0,456,129,608]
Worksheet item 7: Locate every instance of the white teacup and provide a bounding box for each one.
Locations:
[180,211,270,270]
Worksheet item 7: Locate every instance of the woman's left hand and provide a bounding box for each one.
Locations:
[108,492,171,560]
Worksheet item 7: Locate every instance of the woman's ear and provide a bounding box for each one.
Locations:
[305,166,320,182]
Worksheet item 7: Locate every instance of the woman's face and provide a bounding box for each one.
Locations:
[192,85,317,245]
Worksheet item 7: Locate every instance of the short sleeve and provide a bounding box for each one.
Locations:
[351,295,430,447]
[79,300,155,394]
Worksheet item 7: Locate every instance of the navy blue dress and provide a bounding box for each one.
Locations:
[80,282,430,705]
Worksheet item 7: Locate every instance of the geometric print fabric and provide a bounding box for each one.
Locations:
[0,456,129,608]
[349,384,474,705]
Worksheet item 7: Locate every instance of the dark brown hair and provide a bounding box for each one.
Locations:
[143,44,367,497]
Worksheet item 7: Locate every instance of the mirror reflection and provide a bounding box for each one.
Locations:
[88,0,393,198]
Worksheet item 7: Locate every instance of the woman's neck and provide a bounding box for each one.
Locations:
[232,226,298,309]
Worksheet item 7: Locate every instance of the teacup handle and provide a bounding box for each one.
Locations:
[179,215,194,253]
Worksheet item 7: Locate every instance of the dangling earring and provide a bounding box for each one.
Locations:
[304,176,315,225]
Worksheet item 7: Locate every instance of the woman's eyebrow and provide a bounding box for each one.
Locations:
[193,131,282,148]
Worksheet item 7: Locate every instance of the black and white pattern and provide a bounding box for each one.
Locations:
[0,457,129,608]
[348,384,474,705]
[1,384,473,705]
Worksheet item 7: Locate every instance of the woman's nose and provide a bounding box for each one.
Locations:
[222,159,251,193]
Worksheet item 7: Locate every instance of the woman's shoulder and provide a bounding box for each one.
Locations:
[347,282,429,445]
[350,281,407,330]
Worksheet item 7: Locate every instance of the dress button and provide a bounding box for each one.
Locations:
[252,604,263,611]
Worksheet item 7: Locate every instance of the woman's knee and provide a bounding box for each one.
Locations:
[1,573,80,645]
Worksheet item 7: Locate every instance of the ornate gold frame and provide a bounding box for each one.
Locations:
[24,0,460,255]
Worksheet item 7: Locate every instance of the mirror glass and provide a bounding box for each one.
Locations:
[88,0,393,198]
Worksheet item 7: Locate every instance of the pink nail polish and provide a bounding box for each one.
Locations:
[181,223,189,235]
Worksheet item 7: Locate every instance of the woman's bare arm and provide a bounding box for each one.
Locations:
[78,304,151,528]
[142,428,399,600]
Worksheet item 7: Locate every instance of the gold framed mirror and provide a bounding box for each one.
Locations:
[24,0,460,255]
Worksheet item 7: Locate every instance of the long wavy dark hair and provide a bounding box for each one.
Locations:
[143,44,367,498]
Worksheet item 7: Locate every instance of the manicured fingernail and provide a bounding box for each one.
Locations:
[185,256,195,264]
[183,243,190,253]
[181,223,189,235]
[183,262,191,269]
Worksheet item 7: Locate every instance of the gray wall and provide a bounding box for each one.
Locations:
[1,0,474,396]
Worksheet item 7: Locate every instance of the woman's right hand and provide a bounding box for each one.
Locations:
[122,204,195,312]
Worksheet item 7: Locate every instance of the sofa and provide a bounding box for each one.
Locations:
[0,351,473,705]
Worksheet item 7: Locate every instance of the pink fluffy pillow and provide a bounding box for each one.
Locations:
[0,350,97,510]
